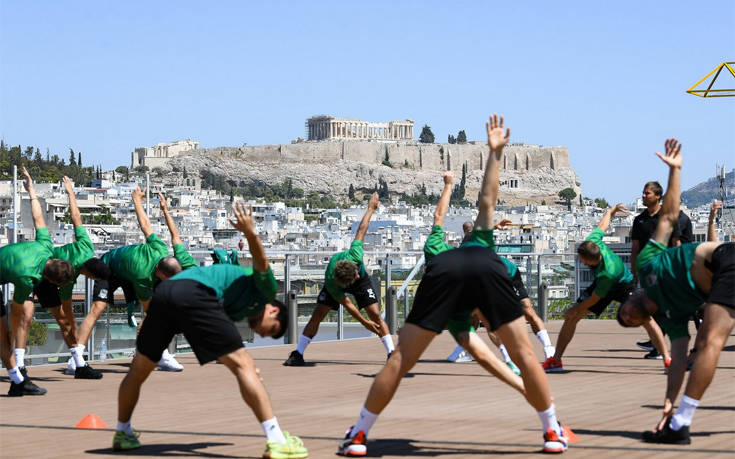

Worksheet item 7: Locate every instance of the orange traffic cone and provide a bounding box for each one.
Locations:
[75,414,107,429]
[562,424,580,443]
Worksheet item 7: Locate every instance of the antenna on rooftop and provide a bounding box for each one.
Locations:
[717,164,726,221]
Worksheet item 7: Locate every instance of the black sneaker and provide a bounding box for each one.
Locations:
[19,367,28,379]
[644,349,662,360]
[8,378,47,396]
[75,364,103,379]
[283,350,305,366]
[636,340,654,352]
[642,421,691,444]
[387,351,393,362]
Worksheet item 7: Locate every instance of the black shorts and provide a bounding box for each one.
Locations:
[407,246,523,333]
[33,279,62,309]
[317,275,378,310]
[137,279,244,365]
[707,243,734,309]
[92,275,136,305]
[511,270,529,300]
[577,279,634,316]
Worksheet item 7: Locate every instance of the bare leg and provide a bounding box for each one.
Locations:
[364,323,435,414]
[301,305,331,339]
[10,300,34,350]
[459,331,526,396]
[522,298,545,335]
[117,352,157,423]
[75,301,108,346]
[0,317,16,369]
[219,347,275,422]
[552,305,587,360]
[364,303,390,338]
[49,307,76,348]
[61,300,78,344]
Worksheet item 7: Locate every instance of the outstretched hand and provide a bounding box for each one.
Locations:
[62,176,74,195]
[368,192,380,210]
[229,201,256,237]
[655,138,682,169]
[709,200,722,220]
[22,167,35,194]
[132,186,145,202]
[494,219,513,230]
[611,203,629,217]
[158,192,168,213]
[443,171,454,186]
[486,113,511,154]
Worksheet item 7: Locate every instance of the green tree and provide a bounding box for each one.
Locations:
[594,197,609,208]
[382,149,392,168]
[182,166,188,178]
[77,151,82,167]
[377,178,389,201]
[348,184,355,201]
[448,134,456,144]
[419,125,435,143]
[558,187,577,209]
[457,130,467,144]
[69,148,76,166]
[33,148,43,166]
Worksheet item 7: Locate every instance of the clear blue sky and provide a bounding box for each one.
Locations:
[1,1,733,203]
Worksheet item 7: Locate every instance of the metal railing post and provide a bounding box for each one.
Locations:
[536,255,542,307]
[12,165,18,243]
[286,290,298,345]
[85,277,94,361]
[337,305,344,340]
[525,256,532,301]
[387,286,398,334]
[539,282,548,322]
[383,255,391,319]
[283,254,291,304]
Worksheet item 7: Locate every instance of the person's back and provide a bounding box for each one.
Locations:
[0,230,54,301]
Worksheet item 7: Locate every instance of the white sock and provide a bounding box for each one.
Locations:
[8,367,23,384]
[537,404,561,435]
[380,335,395,354]
[71,345,86,367]
[14,348,25,368]
[351,405,379,439]
[296,335,311,355]
[499,345,511,363]
[117,420,133,435]
[261,417,287,444]
[160,349,171,361]
[536,329,552,347]
[670,395,700,431]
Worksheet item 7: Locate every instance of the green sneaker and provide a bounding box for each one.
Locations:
[113,429,141,451]
[507,361,521,376]
[263,432,308,458]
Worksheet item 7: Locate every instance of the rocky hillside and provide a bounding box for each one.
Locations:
[682,168,734,207]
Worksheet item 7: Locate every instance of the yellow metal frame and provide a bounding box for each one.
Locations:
[687,61,735,97]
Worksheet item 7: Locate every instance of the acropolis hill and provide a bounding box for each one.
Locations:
[145,116,582,204]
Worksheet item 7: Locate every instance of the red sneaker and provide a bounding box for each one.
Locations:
[542,357,563,373]
[337,428,367,456]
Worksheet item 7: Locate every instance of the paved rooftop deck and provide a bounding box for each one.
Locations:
[1,320,734,458]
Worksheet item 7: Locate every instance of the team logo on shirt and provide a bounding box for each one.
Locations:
[99,289,108,299]
[318,291,326,303]
[367,288,376,300]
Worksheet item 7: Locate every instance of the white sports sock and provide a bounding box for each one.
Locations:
[380,335,395,354]
[296,335,311,355]
[670,395,700,431]
[71,345,86,367]
[117,420,133,435]
[8,367,23,384]
[537,404,561,435]
[351,405,379,439]
[14,348,25,368]
[536,330,552,348]
[499,345,512,363]
[261,417,287,444]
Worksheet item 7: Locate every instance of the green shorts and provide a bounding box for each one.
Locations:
[446,311,475,344]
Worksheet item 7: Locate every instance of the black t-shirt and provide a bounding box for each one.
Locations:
[676,211,693,243]
[631,208,684,248]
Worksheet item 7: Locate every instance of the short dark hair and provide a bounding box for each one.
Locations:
[271,299,289,340]
[44,259,74,285]
[616,292,651,327]
[156,257,182,279]
[462,221,474,235]
[334,260,358,288]
[82,257,111,280]
[577,241,601,261]
[644,181,663,197]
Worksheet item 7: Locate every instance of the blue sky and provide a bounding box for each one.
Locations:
[1,1,733,203]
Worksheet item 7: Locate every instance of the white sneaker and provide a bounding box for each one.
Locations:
[63,358,77,375]
[455,350,473,362]
[157,353,184,372]
[446,345,465,362]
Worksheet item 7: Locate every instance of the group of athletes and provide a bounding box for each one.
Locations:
[0,113,732,458]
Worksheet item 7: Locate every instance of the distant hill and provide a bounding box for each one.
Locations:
[682,168,735,207]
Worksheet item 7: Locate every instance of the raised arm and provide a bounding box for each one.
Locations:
[354,192,379,242]
[158,192,182,246]
[229,201,267,272]
[22,167,46,230]
[475,114,510,230]
[708,200,722,242]
[433,171,454,227]
[63,176,82,227]
[652,139,682,245]
[131,186,153,239]
[597,203,628,232]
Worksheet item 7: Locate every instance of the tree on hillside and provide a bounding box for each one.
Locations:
[348,184,355,201]
[69,148,76,166]
[77,152,82,167]
[457,130,467,144]
[382,149,392,168]
[448,134,456,144]
[419,125,435,143]
[558,187,577,210]
[594,197,609,209]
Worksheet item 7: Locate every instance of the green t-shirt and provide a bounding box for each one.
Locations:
[171,264,278,322]
[0,227,54,303]
[459,228,495,249]
[636,241,706,339]
[423,225,454,261]
[173,243,198,271]
[211,248,240,265]
[54,225,95,301]
[585,228,634,297]
[324,240,368,301]
[101,234,169,301]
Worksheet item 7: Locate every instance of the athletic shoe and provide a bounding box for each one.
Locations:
[644,349,662,360]
[338,428,367,456]
[543,346,556,360]
[263,432,308,459]
[455,350,473,363]
[112,430,141,450]
[8,378,47,396]
[283,350,305,367]
[157,354,184,372]
[543,426,568,453]
[64,358,77,375]
[506,361,521,375]
[19,367,28,379]
[446,346,465,362]
[126,303,138,328]
[387,351,393,361]
[542,357,563,373]
[642,421,690,445]
[75,364,103,379]
[664,359,671,374]
[636,340,654,352]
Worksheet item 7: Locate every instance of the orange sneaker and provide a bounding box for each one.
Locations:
[543,427,568,453]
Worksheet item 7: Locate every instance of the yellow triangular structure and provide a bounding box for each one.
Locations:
[687,62,735,97]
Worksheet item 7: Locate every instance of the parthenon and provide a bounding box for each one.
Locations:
[306,115,414,141]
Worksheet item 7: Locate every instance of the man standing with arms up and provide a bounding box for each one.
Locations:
[284,192,394,366]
